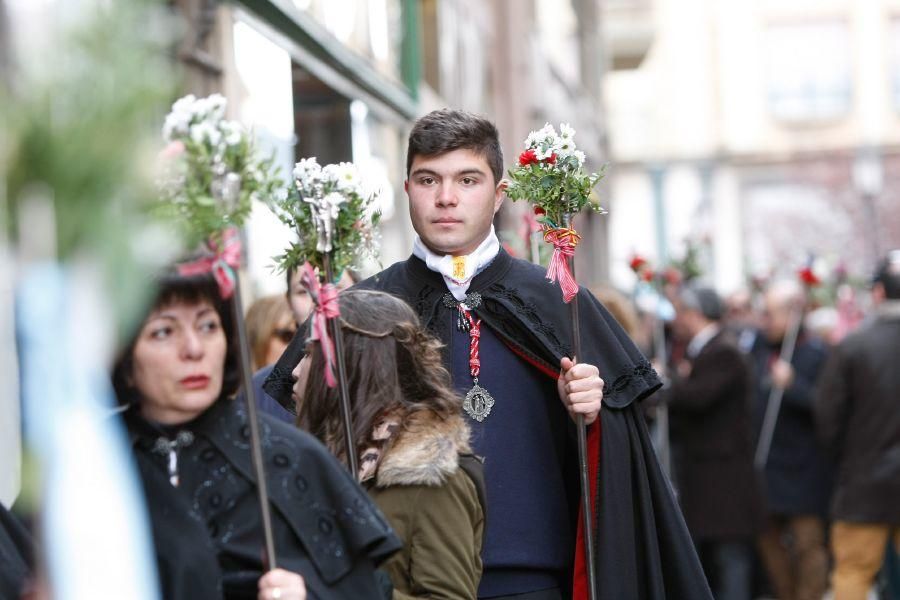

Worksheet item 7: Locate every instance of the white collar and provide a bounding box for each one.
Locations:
[412,227,501,301]
[687,323,720,358]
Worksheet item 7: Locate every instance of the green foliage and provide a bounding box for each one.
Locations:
[506,159,606,227]
[2,0,177,331]
[268,159,380,282]
[156,94,283,247]
[505,124,606,228]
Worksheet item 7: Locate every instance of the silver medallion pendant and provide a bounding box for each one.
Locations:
[464,380,495,422]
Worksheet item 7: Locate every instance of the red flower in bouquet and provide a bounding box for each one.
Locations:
[518,149,538,166]
[544,153,557,165]
[798,266,821,287]
[642,269,656,283]
[534,206,546,217]
[629,255,647,273]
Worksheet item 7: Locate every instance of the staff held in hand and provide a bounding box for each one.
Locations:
[506,123,606,600]
[268,157,381,476]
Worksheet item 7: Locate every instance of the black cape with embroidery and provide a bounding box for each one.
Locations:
[266,250,712,600]
[124,398,401,600]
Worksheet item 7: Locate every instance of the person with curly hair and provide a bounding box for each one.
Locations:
[292,289,486,600]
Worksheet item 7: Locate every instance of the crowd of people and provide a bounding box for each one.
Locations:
[1,108,898,600]
[655,254,900,600]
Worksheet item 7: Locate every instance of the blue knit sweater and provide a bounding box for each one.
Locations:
[450,314,575,597]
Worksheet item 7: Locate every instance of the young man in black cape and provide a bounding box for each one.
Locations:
[267,109,711,600]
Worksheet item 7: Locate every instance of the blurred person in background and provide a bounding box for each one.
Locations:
[112,268,400,599]
[752,281,832,600]
[803,307,838,348]
[668,286,763,600]
[815,250,900,600]
[590,285,640,340]
[245,294,296,372]
[724,289,761,354]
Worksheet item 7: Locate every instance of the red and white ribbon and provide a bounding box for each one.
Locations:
[543,227,581,303]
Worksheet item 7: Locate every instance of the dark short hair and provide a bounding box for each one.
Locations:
[874,249,900,299]
[112,271,240,407]
[679,285,724,322]
[406,108,504,184]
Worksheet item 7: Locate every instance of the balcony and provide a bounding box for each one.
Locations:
[602,0,655,71]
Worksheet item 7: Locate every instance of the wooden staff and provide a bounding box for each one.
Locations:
[754,300,803,469]
[230,269,278,568]
[563,213,598,600]
[322,253,358,476]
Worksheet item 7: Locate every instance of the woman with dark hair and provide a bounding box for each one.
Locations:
[292,289,486,599]
[113,271,400,600]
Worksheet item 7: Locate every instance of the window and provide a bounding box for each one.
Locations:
[765,21,851,122]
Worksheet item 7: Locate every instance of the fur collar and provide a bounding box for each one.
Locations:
[374,411,472,488]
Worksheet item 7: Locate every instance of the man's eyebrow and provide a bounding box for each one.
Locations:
[409,167,439,178]
[409,167,487,178]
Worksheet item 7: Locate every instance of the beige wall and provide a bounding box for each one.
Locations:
[604,0,900,292]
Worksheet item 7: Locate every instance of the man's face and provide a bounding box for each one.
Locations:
[762,295,789,343]
[672,301,699,342]
[405,148,503,256]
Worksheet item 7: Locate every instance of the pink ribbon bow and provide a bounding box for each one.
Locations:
[543,227,581,303]
[300,262,341,388]
[177,228,242,299]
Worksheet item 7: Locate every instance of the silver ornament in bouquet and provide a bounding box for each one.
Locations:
[267,157,381,477]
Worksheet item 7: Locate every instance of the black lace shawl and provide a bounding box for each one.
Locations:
[125,399,400,599]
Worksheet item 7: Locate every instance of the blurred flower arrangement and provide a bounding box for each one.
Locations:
[157,93,281,245]
[268,157,380,280]
[629,254,684,286]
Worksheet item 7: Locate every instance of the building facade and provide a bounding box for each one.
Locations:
[173,0,612,294]
[604,0,900,292]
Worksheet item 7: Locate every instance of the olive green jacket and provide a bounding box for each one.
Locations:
[366,412,485,600]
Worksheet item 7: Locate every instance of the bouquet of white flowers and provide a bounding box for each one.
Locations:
[269,157,380,281]
[158,93,281,246]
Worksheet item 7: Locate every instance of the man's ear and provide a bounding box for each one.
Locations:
[404,180,409,193]
[494,178,508,212]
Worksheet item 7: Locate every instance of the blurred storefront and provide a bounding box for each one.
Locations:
[171,0,612,294]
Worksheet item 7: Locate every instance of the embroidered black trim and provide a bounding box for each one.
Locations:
[265,364,298,414]
[602,361,657,403]
[413,284,438,318]
[487,283,568,356]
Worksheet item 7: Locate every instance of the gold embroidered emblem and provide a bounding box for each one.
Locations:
[452,255,467,281]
